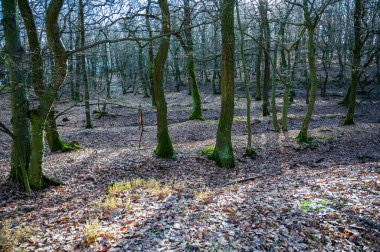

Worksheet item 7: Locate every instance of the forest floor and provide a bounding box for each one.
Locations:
[0,86,380,251]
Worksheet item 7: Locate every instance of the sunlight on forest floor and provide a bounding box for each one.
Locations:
[0,89,380,251]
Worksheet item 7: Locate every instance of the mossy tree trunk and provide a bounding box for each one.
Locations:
[45,108,80,151]
[182,0,203,120]
[28,110,44,189]
[343,0,363,125]
[296,0,318,142]
[153,0,174,158]
[2,0,31,191]
[236,1,255,157]
[19,0,79,152]
[213,0,235,168]
[273,7,292,132]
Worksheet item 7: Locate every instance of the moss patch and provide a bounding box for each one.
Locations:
[299,199,331,212]
[199,146,215,159]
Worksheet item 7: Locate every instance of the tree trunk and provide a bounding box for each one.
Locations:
[212,23,220,94]
[296,1,318,143]
[74,28,81,102]
[2,0,32,191]
[343,0,363,125]
[79,0,92,128]
[28,110,44,189]
[183,0,203,120]
[45,108,80,151]
[282,51,292,132]
[153,0,174,158]
[236,1,255,157]
[19,0,79,153]
[271,38,280,131]
[259,0,270,116]
[138,45,150,97]
[213,0,235,168]
[146,0,156,107]
[173,46,183,91]
[255,46,262,101]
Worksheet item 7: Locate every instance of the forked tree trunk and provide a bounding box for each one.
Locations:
[19,0,79,152]
[213,0,235,168]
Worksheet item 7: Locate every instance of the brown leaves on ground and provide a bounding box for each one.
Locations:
[0,89,379,251]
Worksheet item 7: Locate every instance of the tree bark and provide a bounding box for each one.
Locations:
[343,0,363,125]
[146,0,156,107]
[212,23,221,94]
[236,1,255,157]
[19,0,78,152]
[255,45,262,101]
[259,0,270,116]
[271,37,280,131]
[79,0,92,128]
[153,0,174,158]
[296,0,318,142]
[183,0,203,120]
[213,0,235,168]
[2,0,32,191]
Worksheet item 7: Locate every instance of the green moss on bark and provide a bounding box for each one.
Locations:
[213,0,235,169]
[152,0,174,158]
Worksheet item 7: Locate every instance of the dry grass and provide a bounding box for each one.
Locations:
[0,219,33,252]
[195,189,214,204]
[152,184,173,200]
[83,218,101,244]
[100,196,123,209]
[108,179,160,195]
[108,179,173,200]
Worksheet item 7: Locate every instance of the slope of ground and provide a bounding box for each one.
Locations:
[0,88,379,251]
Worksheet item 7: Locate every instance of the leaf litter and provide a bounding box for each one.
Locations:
[0,89,379,251]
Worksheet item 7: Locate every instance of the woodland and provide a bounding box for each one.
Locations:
[0,0,379,251]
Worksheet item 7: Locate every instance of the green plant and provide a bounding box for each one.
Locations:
[299,199,331,212]
[199,146,215,159]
